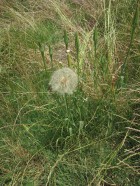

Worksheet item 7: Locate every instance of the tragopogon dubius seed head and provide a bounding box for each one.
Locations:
[49,67,78,95]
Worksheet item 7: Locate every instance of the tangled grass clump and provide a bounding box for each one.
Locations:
[0,0,139,185]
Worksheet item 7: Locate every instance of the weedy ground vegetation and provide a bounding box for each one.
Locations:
[0,0,140,185]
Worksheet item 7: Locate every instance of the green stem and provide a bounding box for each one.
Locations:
[38,42,47,71]
[121,2,139,79]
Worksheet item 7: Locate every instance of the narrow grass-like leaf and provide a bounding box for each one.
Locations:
[38,42,47,71]
[75,32,80,75]
[64,30,71,66]
[121,1,139,80]
[64,30,69,50]
[93,26,98,58]
[49,45,53,68]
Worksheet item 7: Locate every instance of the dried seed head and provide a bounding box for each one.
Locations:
[49,67,78,95]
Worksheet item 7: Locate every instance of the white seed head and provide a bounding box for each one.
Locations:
[49,67,78,95]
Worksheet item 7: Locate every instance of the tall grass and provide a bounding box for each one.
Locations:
[0,0,140,185]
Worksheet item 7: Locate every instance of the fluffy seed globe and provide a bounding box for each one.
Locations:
[49,67,78,95]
